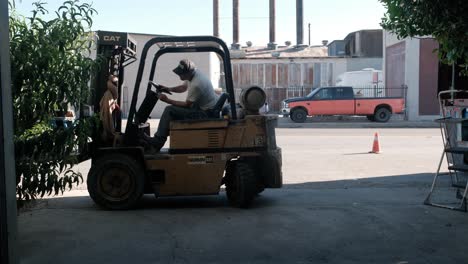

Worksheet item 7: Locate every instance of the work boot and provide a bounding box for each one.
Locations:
[140,132,166,153]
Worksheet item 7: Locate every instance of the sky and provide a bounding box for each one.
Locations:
[12,0,387,47]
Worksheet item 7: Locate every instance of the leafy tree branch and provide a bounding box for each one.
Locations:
[9,0,100,202]
[380,0,468,75]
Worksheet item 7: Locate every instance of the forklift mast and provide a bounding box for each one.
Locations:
[92,30,137,131]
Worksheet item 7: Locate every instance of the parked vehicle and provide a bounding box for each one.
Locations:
[281,86,405,123]
[336,68,384,97]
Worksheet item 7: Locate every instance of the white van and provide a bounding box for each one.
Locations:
[336,68,384,97]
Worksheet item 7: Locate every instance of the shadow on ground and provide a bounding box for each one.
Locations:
[23,172,463,210]
[19,173,467,264]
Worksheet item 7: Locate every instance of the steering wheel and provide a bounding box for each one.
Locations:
[148,80,172,95]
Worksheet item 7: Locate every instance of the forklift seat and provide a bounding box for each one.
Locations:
[185,93,229,120]
[206,93,229,118]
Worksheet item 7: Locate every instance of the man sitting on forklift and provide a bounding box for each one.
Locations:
[143,59,219,151]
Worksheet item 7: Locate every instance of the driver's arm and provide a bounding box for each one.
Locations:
[164,83,188,93]
[160,96,193,108]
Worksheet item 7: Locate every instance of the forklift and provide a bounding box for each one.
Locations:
[86,35,282,209]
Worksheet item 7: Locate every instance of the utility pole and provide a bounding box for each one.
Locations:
[308,23,311,46]
[0,0,19,263]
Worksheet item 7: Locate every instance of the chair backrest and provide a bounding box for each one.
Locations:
[186,93,229,119]
[212,93,229,113]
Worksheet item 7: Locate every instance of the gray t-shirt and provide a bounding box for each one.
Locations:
[186,70,218,111]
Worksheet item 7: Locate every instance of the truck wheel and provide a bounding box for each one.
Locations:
[366,115,375,122]
[87,153,145,210]
[374,108,391,123]
[225,162,257,208]
[291,109,307,123]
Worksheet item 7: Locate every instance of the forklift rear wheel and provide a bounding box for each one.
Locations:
[87,153,145,210]
[225,162,257,208]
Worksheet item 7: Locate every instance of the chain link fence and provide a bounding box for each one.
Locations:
[234,86,408,113]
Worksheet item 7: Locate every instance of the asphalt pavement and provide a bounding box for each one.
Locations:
[276,114,438,128]
[18,127,468,264]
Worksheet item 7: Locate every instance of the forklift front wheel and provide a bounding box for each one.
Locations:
[87,153,145,210]
[225,161,257,208]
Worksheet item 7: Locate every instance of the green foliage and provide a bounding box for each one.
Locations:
[9,1,99,201]
[380,0,468,75]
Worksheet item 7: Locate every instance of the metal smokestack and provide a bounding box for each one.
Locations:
[268,0,277,49]
[232,0,240,49]
[296,0,304,46]
[213,0,219,37]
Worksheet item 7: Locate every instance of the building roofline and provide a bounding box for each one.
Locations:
[327,40,345,46]
[344,28,383,40]
[231,56,383,60]
[96,29,172,37]
[231,56,349,60]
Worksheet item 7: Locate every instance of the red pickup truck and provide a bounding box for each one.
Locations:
[281,86,405,123]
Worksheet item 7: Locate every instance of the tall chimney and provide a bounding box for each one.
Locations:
[296,0,304,46]
[268,0,277,49]
[213,0,219,37]
[232,0,240,49]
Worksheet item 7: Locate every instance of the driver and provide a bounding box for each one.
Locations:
[143,59,219,151]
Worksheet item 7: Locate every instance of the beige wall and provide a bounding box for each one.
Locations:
[405,37,422,120]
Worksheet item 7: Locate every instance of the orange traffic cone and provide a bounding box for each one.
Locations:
[369,132,381,154]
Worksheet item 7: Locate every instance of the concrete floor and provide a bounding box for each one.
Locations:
[18,127,468,264]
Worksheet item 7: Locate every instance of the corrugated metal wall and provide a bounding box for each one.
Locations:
[232,62,336,112]
[385,42,406,98]
[232,62,336,89]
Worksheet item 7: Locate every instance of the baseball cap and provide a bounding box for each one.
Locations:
[173,59,196,75]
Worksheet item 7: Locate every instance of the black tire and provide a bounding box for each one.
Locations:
[87,153,145,210]
[366,115,375,122]
[291,108,307,123]
[225,162,257,208]
[374,107,392,123]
